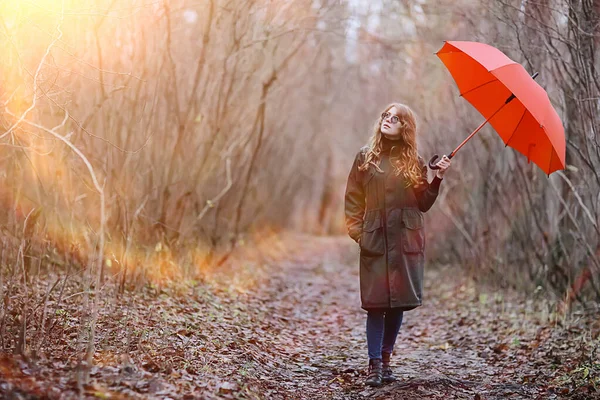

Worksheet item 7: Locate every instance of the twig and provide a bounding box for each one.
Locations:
[0,2,64,140]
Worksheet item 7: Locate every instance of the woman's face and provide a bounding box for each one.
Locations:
[380,106,402,138]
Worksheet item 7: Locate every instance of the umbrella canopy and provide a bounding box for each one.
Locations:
[435,40,565,175]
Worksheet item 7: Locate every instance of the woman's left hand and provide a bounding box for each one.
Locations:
[435,155,451,179]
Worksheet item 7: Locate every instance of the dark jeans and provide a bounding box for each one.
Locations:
[366,307,404,360]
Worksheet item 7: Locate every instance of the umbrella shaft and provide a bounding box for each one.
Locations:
[451,102,506,157]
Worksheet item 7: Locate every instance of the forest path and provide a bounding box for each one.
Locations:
[247,236,547,400]
[0,236,596,399]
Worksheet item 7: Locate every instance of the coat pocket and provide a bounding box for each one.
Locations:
[401,209,424,253]
[360,216,385,256]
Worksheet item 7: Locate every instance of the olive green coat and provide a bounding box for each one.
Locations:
[344,146,442,311]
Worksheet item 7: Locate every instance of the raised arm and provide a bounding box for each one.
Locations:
[414,155,442,213]
[344,150,366,243]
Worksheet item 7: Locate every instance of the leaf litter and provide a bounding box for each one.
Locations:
[0,235,599,399]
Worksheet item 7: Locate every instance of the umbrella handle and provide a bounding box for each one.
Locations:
[428,153,453,170]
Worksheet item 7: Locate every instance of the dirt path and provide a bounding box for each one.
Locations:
[215,236,597,400]
[245,236,545,400]
[0,236,598,399]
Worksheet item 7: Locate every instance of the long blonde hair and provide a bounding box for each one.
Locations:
[358,103,422,186]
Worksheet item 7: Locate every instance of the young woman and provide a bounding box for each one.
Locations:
[344,103,451,387]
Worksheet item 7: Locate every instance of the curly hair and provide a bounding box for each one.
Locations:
[358,103,422,187]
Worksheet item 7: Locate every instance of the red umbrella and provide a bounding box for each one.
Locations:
[429,40,565,175]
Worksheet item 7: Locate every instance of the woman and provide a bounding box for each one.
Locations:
[344,103,451,387]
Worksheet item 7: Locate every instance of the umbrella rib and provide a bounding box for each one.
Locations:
[459,78,498,98]
[505,109,527,148]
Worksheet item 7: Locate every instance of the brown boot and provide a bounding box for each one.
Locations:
[381,351,397,383]
[365,358,383,387]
